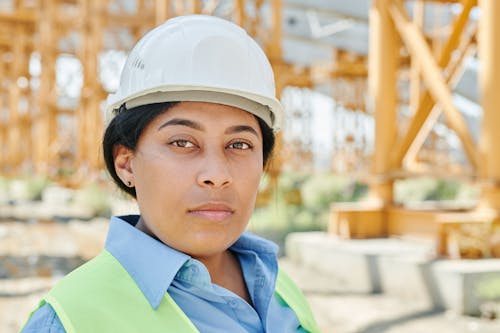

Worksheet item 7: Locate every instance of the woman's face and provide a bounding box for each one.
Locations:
[118,101,264,258]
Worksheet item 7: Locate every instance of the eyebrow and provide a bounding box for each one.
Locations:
[158,118,203,131]
[224,125,259,138]
[158,118,260,138]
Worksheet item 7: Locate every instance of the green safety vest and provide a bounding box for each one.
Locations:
[22,250,321,333]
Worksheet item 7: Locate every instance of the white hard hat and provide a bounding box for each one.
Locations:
[105,15,283,130]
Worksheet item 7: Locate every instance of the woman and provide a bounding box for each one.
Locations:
[21,15,320,333]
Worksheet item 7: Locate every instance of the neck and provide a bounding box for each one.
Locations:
[195,250,252,305]
[194,250,233,284]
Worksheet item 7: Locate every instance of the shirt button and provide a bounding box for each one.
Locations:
[229,300,238,308]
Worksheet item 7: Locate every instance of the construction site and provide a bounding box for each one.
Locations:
[1,0,500,332]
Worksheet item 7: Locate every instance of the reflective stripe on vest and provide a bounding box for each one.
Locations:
[25,250,321,333]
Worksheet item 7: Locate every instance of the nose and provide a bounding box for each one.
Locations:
[197,148,233,189]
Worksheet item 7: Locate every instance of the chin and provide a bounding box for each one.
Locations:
[185,235,238,256]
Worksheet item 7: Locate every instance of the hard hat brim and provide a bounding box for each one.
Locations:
[106,85,283,130]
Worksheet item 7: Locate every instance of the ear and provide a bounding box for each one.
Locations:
[113,144,135,186]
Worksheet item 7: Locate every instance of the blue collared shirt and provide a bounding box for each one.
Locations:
[22,215,306,332]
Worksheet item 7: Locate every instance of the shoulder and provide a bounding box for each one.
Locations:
[48,250,137,311]
[20,302,66,333]
[51,250,121,294]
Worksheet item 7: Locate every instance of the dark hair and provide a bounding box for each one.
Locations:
[103,102,275,197]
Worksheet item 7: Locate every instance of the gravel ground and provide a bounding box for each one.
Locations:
[1,280,48,332]
[305,292,500,333]
[280,259,500,333]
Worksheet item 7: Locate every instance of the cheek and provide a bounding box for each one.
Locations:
[132,152,192,200]
[236,161,263,197]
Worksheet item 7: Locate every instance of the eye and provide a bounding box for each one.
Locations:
[227,141,252,150]
[170,139,195,148]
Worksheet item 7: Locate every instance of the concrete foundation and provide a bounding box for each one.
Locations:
[285,231,500,315]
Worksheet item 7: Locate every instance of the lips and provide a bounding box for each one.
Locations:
[188,202,234,221]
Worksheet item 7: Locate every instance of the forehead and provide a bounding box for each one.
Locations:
[153,101,260,127]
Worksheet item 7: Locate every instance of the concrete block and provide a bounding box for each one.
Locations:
[379,255,443,309]
[8,180,33,202]
[286,232,375,293]
[42,186,75,205]
[362,250,500,316]
[285,232,434,294]
[432,260,500,316]
[285,231,500,316]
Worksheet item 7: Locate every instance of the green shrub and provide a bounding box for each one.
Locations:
[394,177,473,204]
[74,183,112,217]
[7,176,49,201]
[250,172,367,235]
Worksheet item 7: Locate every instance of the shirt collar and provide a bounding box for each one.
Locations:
[231,231,279,257]
[105,215,190,309]
[104,215,279,310]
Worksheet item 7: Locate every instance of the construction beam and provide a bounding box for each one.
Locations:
[0,0,307,184]
[155,0,172,25]
[392,0,475,168]
[7,24,25,167]
[174,0,185,15]
[367,0,400,204]
[311,62,367,84]
[0,53,6,169]
[234,0,245,27]
[0,34,34,47]
[103,13,157,28]
[405,27,477,167]
[189,0,202,14]
[35,0,58,174]
[0,10,36,24]
[76,0,105,171]
[478,0,500,210]
[249,0,265,38]
[268,0,282,61]
[388,0,478,169]
[279,63,313,88]
[409,0,424,112]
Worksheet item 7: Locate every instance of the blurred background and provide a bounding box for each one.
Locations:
[1,0,500,332]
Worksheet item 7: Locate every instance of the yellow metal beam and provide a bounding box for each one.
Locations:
[0,35,34,47]
[268,0,282,61]
[7,24,25,166]
[279,63,313,88]
[103,13,157,29]
[478,0,500,210]
[35,0,58,174]
[409,0,424,112]
[391,0,475,168]
[234,0,245,27]
[0,59,5,168]
[0,0,305,185]
[405,28,477,166]
[389,0,478,169]
[78,0,105,170]
[155,0,172,25]
[190,0,202,14]
[368,0,400,203]
[0,10,36,24]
